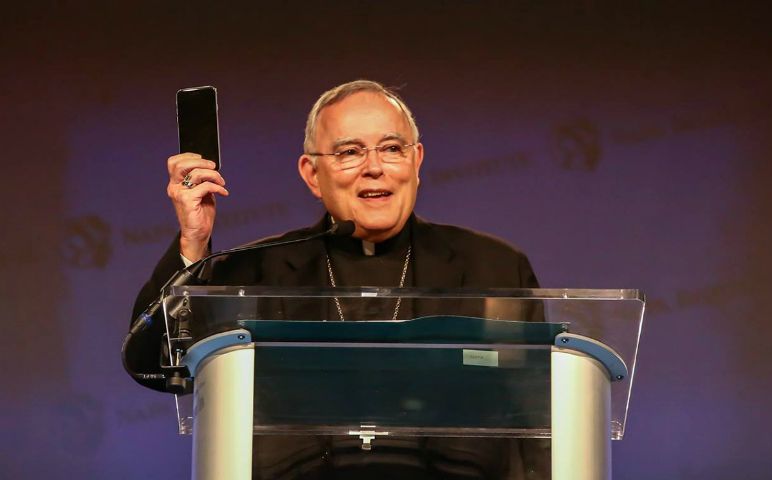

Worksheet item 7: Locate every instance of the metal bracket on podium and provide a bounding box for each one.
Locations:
[348,425,390,451]
[182,328,253,377]
[554,332,628,381]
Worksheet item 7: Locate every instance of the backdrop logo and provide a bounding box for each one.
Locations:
[610,98,771,145]
[122,201,290,246]
[63,215,111,268]
[426,152,530,186]
[551,119,601,172]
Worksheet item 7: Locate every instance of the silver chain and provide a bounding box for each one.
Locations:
[326,246,411,321]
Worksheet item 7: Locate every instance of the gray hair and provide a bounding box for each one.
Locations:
[303,79,420,154]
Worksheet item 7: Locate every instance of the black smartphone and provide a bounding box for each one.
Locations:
[176,86,221,169]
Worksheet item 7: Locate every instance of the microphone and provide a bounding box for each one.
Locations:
[329,219,356,237]
[122,220,355,389]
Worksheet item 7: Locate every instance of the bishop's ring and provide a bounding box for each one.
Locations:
[181,174,195,189]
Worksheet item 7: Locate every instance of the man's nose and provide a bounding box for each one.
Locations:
[361,148,384,176]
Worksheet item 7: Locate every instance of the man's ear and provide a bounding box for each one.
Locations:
[413,142,424,186]
[298,154,322,199]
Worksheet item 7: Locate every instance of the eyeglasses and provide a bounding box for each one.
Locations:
[307,142,417,170]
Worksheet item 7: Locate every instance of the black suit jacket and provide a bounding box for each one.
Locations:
[128,214,548,479]
[129,215,539,377]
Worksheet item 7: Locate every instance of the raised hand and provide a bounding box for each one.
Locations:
[166,152,229,261]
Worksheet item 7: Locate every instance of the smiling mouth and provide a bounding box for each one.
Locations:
[359,190,392,199]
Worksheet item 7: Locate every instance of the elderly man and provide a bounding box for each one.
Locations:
[129,80,547,479]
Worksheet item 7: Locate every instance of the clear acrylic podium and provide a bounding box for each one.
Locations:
[162,287,645,480]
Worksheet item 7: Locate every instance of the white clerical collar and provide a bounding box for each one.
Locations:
[362,240,375,256]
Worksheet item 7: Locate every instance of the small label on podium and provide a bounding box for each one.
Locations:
[463,349,499,367]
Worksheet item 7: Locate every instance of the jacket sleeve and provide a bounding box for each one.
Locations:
[126,234,186,392]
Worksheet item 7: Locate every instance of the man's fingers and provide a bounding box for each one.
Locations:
[178,162,219,182]
[168,153,217,180]
[182,181,230,198]
[168,178,229,202]
[177,168,227,188]
[167,152,201,175]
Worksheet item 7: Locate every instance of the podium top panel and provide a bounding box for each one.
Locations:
[170,286,644,300]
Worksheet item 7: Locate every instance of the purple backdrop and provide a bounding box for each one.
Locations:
[2,2,771,479]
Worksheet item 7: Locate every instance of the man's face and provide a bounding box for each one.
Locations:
[299,92,424,242]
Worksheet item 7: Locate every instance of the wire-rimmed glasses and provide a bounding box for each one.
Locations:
[307,142,417,170]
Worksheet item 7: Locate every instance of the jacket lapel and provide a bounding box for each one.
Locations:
[273,216,330,320]
[411,217,470,318]
[412,216,465,288]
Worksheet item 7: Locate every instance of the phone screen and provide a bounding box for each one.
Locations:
[176,86,220,169]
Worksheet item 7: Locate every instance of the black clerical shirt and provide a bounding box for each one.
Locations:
[325,217,414,321]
